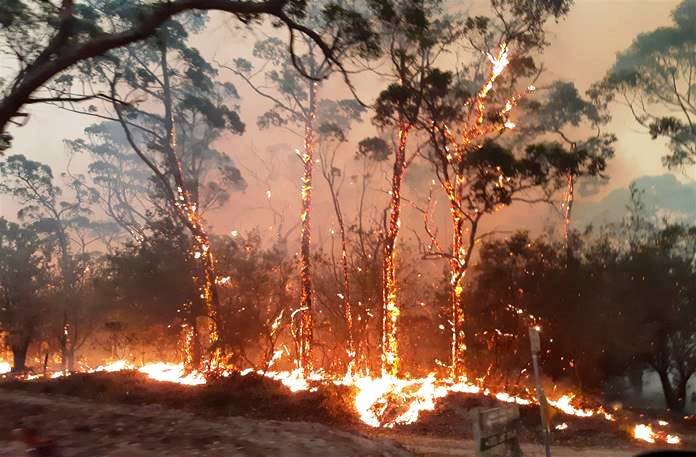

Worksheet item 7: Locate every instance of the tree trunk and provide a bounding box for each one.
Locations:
[159,37,221,370]
[381,120,410,377]
[326,168,354,374]
[298,81,317,377]
[563,172,575,260]
[449,211,466,379]
[61,344,76,372]
[10,337,30,372]
[60,314,70,373]
[674,370,689,413]
[656,366,682,412]
[66,349,76,373]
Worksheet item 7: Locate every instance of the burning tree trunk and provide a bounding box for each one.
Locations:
[225,32,363,375]
[160,40,222,370]
[297,81,318,377]
[110,37,223,371]
[563,172,575,259]
[320,148,355,375]
[381,120,411,377]
[438,174,485,378]
[338,210,354,374]
[424,45,522,378]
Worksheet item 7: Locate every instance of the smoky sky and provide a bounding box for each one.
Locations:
[0,0,685,250]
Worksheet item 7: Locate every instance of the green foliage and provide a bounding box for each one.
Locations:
[466,218,696,409]
[519,80,616,197]
[602,0,695,169]
[100,216,199,332]
[0,217,50,369]
[370,0,461,129]
[0,154,97,230]
[231,20,364,135]
[211,231,296,367]
[357,136,390,161]
[69,19,247,234]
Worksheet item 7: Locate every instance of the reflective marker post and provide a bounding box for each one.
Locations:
[529,326,551,457]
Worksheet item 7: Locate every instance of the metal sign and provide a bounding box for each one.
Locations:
[470,406,521,457]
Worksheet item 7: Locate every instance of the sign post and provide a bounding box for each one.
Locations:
[529,326,551,457]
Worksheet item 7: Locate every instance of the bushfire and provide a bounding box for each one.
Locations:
[0,358,682,446]
[0,42,684,454]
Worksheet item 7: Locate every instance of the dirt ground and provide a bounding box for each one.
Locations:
[0,389,409,457]
[379,432,648,457]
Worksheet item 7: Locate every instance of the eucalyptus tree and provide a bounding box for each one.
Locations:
[65,122,153,241]
[367,0,462,377]
[602,0,695,169]
[0,218,50,372]
[0,154,99,371]
[225,11,366,375]
[0,0,379,147]
[412,0,576,377]
[518,81,616,253]
[317,123,357,373]
[64,13,250,370]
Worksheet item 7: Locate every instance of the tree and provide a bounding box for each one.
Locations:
[463,231,617,392]
[602,0,696,169]
[0,218,49,372]
[98,215,201,362]
[518,80,616,252]
[225,14,365,375]
[212,230,295,371]
[66,122,153,241]
[466,207,696,411]
[63,13,252,370]
[411,0,588,377]
[0,0,380,147]
[616,188,696,412]
[0,154,99,371]
[318,126,356,373]
[367,0,458,377]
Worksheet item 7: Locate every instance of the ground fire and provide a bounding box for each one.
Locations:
[0,357,683,446]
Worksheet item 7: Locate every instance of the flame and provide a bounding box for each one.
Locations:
[265,368,321,393]
[84,360,207,386]
[634,424,657,444]
[631,422,681,445]
[138,362,206,386]
[7,358,683,446]
[92,360,131,373]
[352,374,448,428]
[0,360,10,374]
[548,394,594,417]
